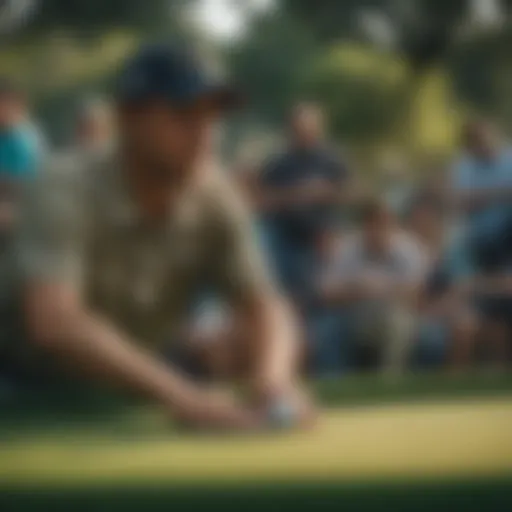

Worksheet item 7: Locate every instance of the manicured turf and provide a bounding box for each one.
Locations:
[1,373,511,511]
[1,399,511,487]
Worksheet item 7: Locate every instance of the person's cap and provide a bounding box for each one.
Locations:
[114,43,242,110]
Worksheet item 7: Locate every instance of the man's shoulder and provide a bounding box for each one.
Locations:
[191,166,254,240]
[46,147,115,181]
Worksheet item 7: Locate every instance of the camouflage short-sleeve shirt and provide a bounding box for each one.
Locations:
[17,153,274,347]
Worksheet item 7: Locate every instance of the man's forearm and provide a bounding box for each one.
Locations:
[29,305,197,410]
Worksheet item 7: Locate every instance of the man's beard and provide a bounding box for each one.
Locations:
[135,151,195,190]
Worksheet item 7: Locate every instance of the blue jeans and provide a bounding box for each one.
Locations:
[307,310,351,377]
[414,319,447,368]
[261,223,316,303]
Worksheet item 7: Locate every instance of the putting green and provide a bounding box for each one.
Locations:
[1,398,511,488]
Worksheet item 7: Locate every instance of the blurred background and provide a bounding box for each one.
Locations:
[0,1,512,510]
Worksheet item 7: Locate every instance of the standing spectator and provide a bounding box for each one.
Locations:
[73,97,113,158]
[53,97,114,173]
[314,200,427,375]
[257,103,349,306]
[451,119,512,271]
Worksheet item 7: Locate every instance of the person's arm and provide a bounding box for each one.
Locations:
[208,177,301,399]
[18,167,257,430]
[456,273,512,297]
[455,187,512,213]
[256,155,340,213]
[322,237,428,306]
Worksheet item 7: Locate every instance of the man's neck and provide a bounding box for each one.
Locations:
[122,157,189,222]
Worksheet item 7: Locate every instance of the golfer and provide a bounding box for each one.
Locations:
[17,43,309,430]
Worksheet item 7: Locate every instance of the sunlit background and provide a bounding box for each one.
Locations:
[0,1,512,510]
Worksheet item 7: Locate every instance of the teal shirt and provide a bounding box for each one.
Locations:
[0,123,43,180]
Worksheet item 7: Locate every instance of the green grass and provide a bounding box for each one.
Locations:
[1,372,511,511]
[0,370,511,439]
[1,370,512,431]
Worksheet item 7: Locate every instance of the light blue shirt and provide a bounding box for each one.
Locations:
[452,147,512,241]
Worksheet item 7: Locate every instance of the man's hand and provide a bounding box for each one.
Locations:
[172,386,262,431]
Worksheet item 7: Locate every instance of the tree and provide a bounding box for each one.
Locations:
[21,0,190,37]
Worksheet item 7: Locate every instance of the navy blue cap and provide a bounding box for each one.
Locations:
[114,43,242,109]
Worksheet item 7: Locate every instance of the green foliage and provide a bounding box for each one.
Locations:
[304,44,407,141]
[24,0,188,36]
[228,13,318,124]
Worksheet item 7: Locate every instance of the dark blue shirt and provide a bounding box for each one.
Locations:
[260,145,348,239]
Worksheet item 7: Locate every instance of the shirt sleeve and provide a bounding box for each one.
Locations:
[320,237,360,285]
[16,159,86,290]
[208,175,276,303]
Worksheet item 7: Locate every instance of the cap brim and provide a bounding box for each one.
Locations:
[182,83,245,111]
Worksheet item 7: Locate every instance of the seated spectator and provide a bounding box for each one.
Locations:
[407,198,480,370]
[451,232,512,368]
[257,103,349,308]
[312,200,427,376]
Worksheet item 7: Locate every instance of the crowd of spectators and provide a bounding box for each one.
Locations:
[247,106,512,377]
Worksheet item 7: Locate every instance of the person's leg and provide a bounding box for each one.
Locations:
[415,317,448,369]
[380,305,417,375]
[261,225,298,297]
[448,309,480,370]
[477,297,512,367]
[307,309,351,377]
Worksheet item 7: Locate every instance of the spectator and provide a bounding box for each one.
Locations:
[73,97,113,158]
[407,198,479,370]
[53,97,114,172]
[0,77,42,236]
[257,103,349,306]
[314,200,427,375]
[451,119,512,271]
[450,119,512,366]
